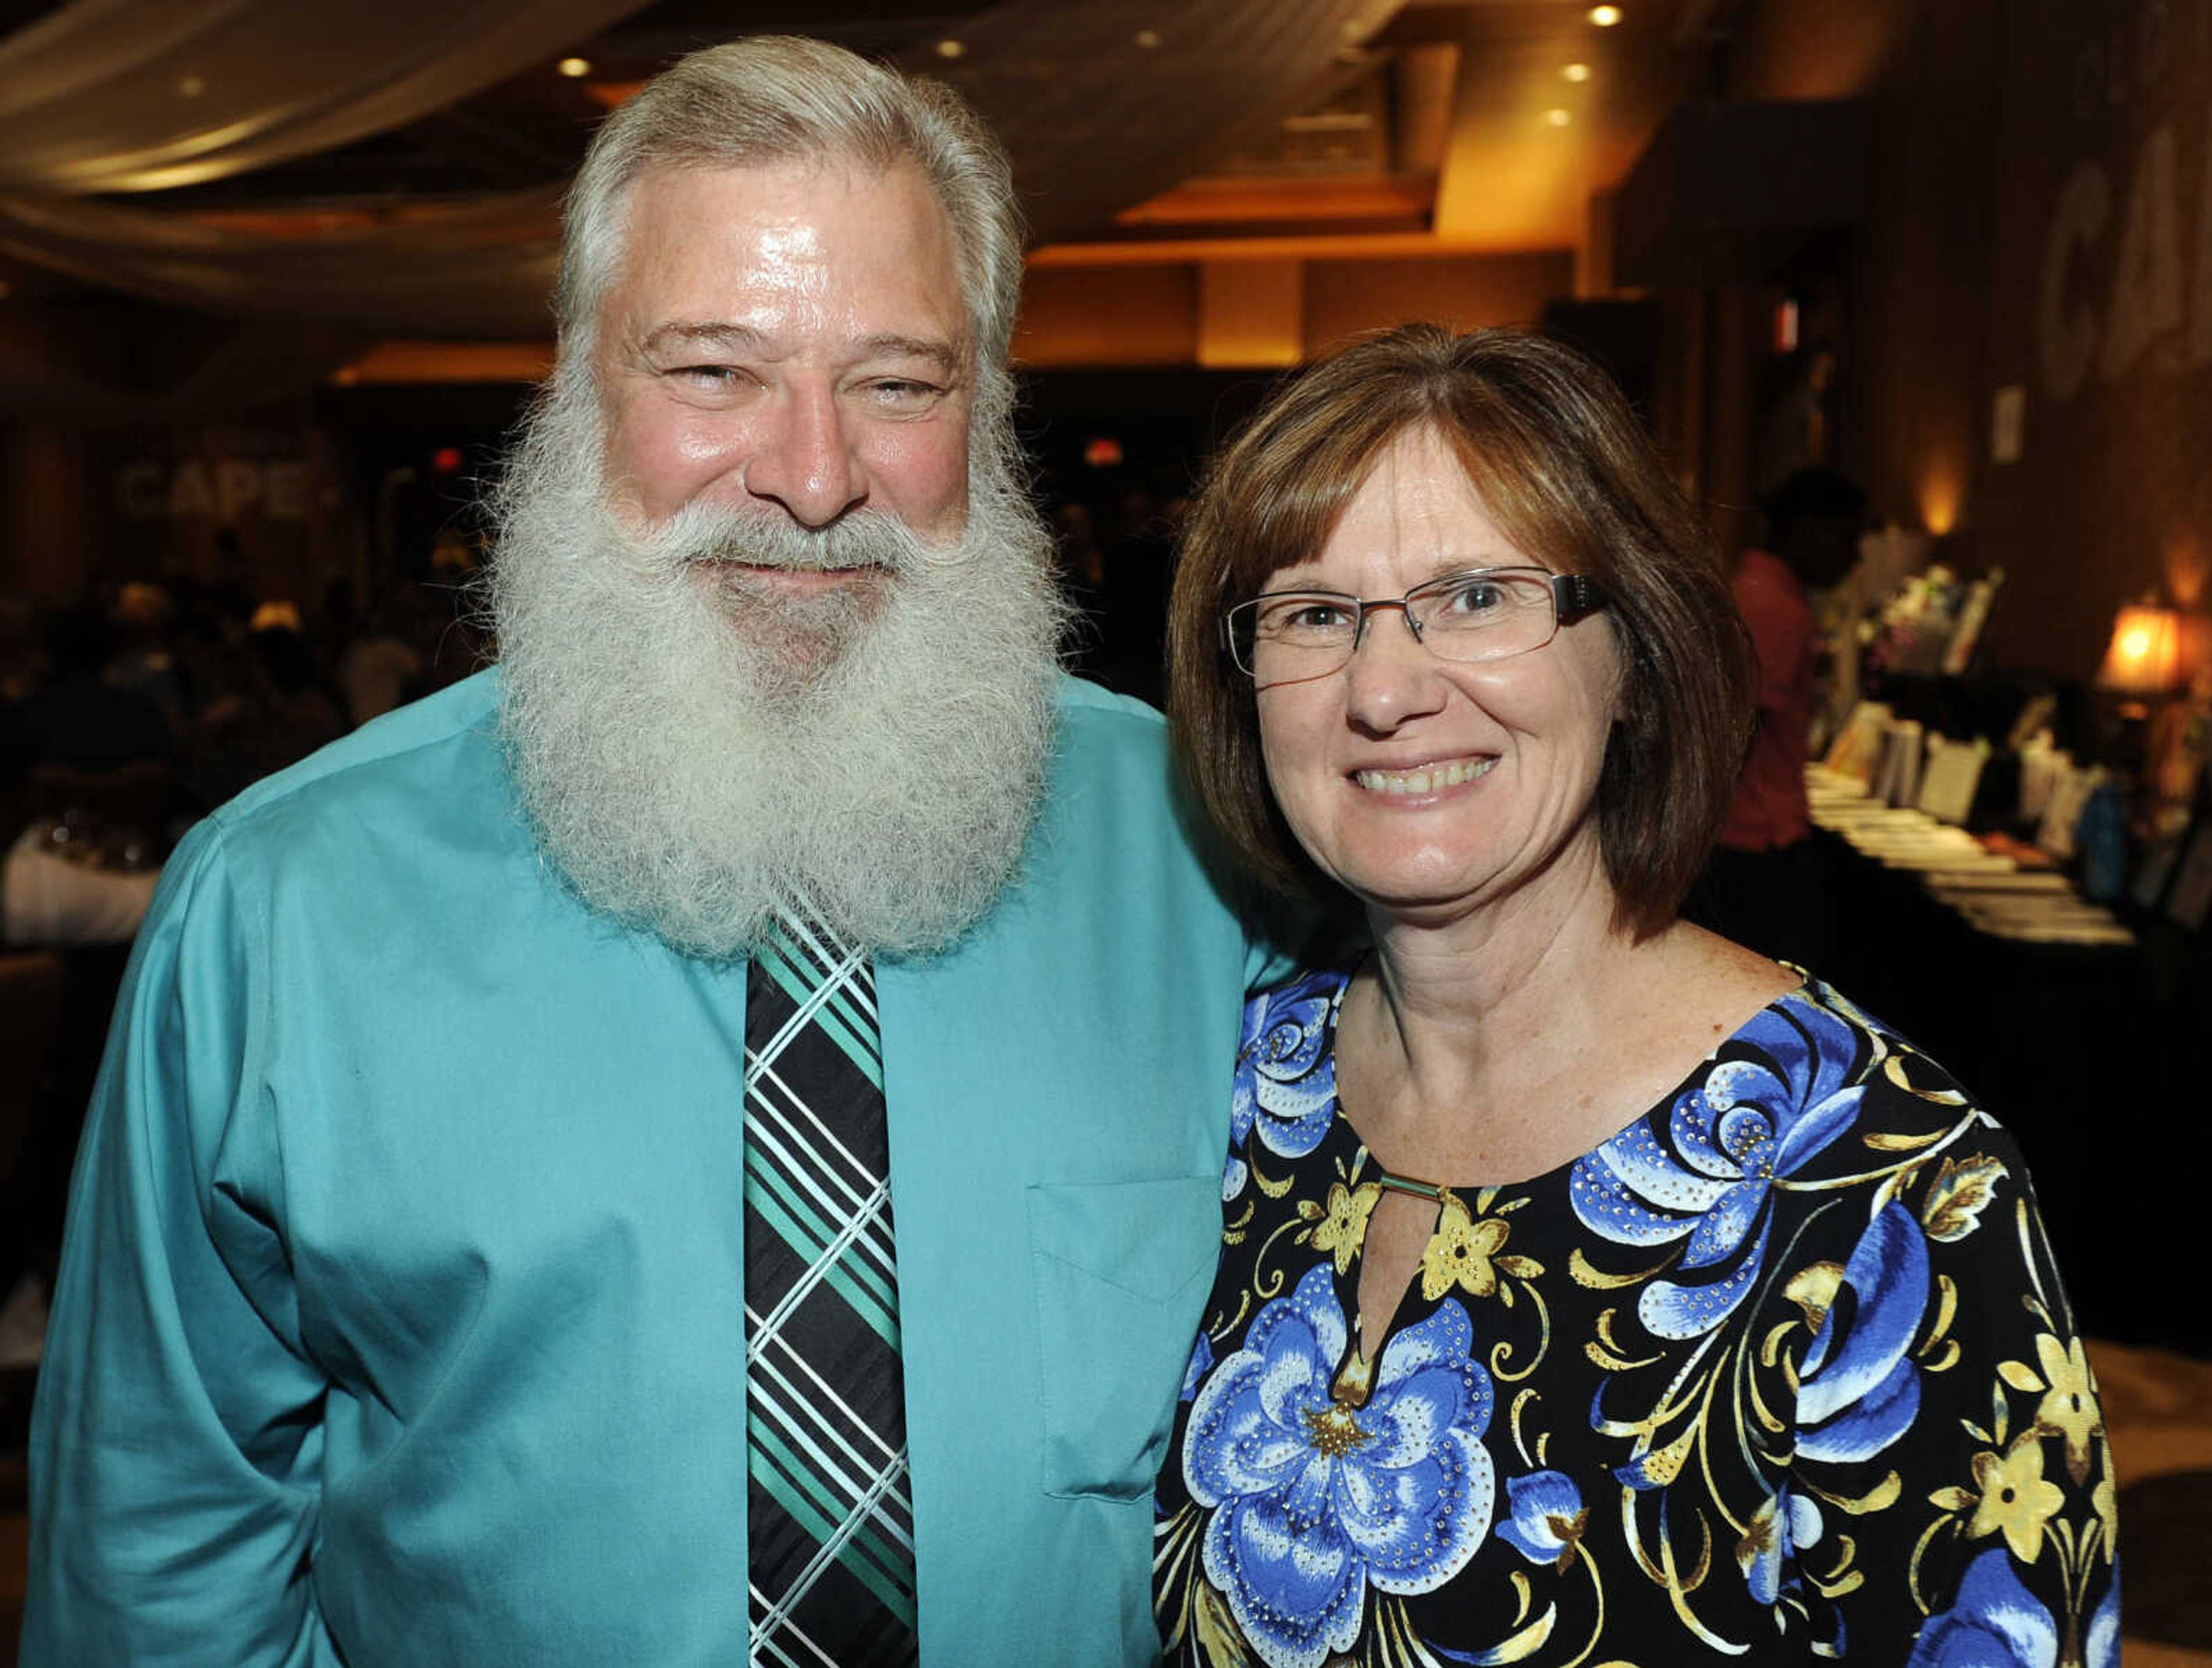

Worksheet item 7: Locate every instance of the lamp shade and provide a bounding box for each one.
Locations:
[2097,603,2183,694]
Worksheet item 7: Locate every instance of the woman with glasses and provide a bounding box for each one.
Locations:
[1152,326,2116,1667]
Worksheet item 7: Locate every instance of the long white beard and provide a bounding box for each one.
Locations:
[486,370,1068,959]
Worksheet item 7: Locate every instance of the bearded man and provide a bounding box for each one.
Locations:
[26,39,1259,1668]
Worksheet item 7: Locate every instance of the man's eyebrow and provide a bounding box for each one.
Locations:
[854,333,963,376]
[634,323,961,376]
[637,321,767,357]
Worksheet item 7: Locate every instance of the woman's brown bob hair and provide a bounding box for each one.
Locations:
[1167,324,1755,939]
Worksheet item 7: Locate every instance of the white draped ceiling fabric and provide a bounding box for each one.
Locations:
[0,0,1392,416]
[0,0,657,193]
[0,0,651,416]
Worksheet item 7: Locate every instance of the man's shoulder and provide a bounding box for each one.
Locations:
[208,669,508,847]
[1053,672,1168,734]
[1045,674,1179,809]
[125,670,523,983]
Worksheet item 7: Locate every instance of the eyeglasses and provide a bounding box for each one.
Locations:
[1222,566,1608,683]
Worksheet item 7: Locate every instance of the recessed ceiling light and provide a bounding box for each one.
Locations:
[1588,5,1623,25]
[1562,62,1592,82]
[1134,28,1161,48]
[177,74,206,97]
[934,38,966,59]
[1546,107,1572,126]
[556,56,592,78]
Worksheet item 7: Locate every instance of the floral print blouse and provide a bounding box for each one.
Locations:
[1153,965,2120,1667]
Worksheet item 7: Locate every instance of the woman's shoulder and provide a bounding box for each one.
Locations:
[1240,959,1357,1033]
[1683,973,2054,1274]
[1737,972,1987,1121]
[1573,968,2029,1252]
[1236,961,1358,1110]
[1228,961,1360,1184]
[1702,972,2012,1157]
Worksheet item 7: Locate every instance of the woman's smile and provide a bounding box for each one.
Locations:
[1349,755,1497,798]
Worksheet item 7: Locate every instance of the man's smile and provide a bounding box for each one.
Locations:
[694,559,887,593]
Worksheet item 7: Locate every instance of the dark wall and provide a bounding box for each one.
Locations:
[1979,0,2212,677]
[1734,0,2211,680]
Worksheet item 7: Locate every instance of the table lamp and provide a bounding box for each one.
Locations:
[2097,601,2183,714]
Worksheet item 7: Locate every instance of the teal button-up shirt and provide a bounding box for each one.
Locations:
[26,669,1255,1667]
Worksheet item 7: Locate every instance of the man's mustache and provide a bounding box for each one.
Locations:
[654,503,927,577]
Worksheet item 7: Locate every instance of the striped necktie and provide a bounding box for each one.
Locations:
[743,911,918,1665]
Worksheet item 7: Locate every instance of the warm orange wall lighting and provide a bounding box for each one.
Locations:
[1916,468,1962,537]
[2164,533,2207,609]
[1196,260,1302,369]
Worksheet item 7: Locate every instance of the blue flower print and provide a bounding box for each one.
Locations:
[1181,1330,1215,1404]
[1737,1483,1823,1606]
[1797,1203,1930,1465]
[1495,1470,1586,1571]
[1906,1547,2120,1667]
[1183,1263,1495,1668]
[1225,971,1344,1200]
[2088,1564,2122,1667]
[1569,994,1865,1339]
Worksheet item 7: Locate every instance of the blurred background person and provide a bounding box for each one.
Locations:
[1685,464,1866,972]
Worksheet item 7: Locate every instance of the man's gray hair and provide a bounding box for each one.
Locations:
[556,36,1024,401]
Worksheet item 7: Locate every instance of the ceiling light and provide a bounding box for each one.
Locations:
[1562,62,1592,82]
[556,56,592,78]
[1546,108,1572,126]
[934,38,966,59]
[177,73,206,97]
[1134,28,1161,48]
[1589,5,1624,25]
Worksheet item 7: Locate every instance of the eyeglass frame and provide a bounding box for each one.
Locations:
[1220,565,1609,681]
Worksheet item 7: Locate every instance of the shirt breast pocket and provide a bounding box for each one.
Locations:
[1027,1174,1222,1501]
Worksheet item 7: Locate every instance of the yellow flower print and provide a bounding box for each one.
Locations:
[1735,1491,1784,1583]
[1302,1181,1381,1276]
[1965,1437,2065,1563]
[2030,1333,2103,1485]
[1783,1261,1843,1333]
[2092,1470,2119,1563]
[1421,1194,1510,1301]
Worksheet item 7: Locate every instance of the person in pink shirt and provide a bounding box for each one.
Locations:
[1688,467,1864,969]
